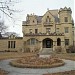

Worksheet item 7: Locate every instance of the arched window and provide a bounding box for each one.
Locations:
[27,38,38,45]
[57,38,61,46]
[46,16,51,23]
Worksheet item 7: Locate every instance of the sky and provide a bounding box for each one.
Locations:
[0,0,75,36]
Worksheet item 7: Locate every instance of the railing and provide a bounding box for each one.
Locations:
[24,32,64,36]
[22,21,54,26]
[22,21,41,25]
[43,22,53,26]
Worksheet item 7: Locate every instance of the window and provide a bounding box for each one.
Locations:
[56,28,59,33]
[27,38,38,45]
[14,41,15,48]
[29,29,32,33]
[8,41,16,48]
[11,41,13,48]
[27,39,30,45]
[57,38,61,46]
[35,29,38,33]
[65,27,69,33]
[8,41,10,48]
[46,28,50,33]
[47,16,49,18]
[65,39,69,45]
[64,17,68,22]
[31,38,35,45]
[46,16,51,23]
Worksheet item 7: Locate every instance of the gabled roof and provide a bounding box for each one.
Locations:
[48,10,59,23]
[35,16,42,23]
[23,9,60,25]
[42,9,59,23]
[49,10,58,17]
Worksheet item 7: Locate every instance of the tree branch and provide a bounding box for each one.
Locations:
[0,8,13,18]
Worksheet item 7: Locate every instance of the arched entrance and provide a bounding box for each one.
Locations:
[43,38,53,48]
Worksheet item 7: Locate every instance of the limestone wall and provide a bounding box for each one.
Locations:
[0,38,23,52]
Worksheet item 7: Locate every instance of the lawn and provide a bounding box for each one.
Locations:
[0,52,75,75]
[55,53,75,61]
[0,52,35,75]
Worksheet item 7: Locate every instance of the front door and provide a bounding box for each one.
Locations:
[46,40,51,48]
[43,38,53,48]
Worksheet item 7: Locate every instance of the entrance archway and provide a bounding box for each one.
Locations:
[42,38,53,48]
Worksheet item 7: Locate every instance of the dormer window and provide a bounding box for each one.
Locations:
[47,16,49,18]
[46,16,51,23]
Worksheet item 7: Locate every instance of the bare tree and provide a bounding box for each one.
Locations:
[0,0,20,18]
[0,20,7,33]
[0,0,20,34]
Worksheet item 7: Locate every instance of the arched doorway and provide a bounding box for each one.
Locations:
[43,38,53,48]
[57,38,61,46]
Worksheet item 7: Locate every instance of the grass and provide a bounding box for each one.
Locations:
[55,53,75,61]
[0,52,35,60]
[0,52,35,75]
[43,53,75,75]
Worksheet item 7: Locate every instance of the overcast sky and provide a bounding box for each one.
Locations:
[1,0,75,36]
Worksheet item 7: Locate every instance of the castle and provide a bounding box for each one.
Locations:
[0,7,74,53]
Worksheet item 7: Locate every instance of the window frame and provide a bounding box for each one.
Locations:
[27,38,38,45]
[31,38,35,45]
[46,28,51,33]
[35,29,38,34]
[46,16,51,23]
[65,39,69,45]
[65,27,69,33]
[8,41,16,48]
[29,29,32,33]
[56,28,59,33]
[64,17,68,22]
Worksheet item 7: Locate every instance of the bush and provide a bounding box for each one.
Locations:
[68,45,75,53]
[34,47,40,53]
[55,46,62,53]
[10,57,65,68]
[25,48,30,52]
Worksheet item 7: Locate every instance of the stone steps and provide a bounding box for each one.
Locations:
[39,48,53,55]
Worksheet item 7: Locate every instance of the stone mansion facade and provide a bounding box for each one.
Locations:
[0,7,74,53]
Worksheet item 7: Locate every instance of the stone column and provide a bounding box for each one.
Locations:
[61,41,65,46]
[39,41,42,51]
[53,41,57,51]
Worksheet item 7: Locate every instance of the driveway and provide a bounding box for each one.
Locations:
[0,59,75,75]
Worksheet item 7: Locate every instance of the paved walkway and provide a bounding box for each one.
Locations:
[0,59,75,75]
